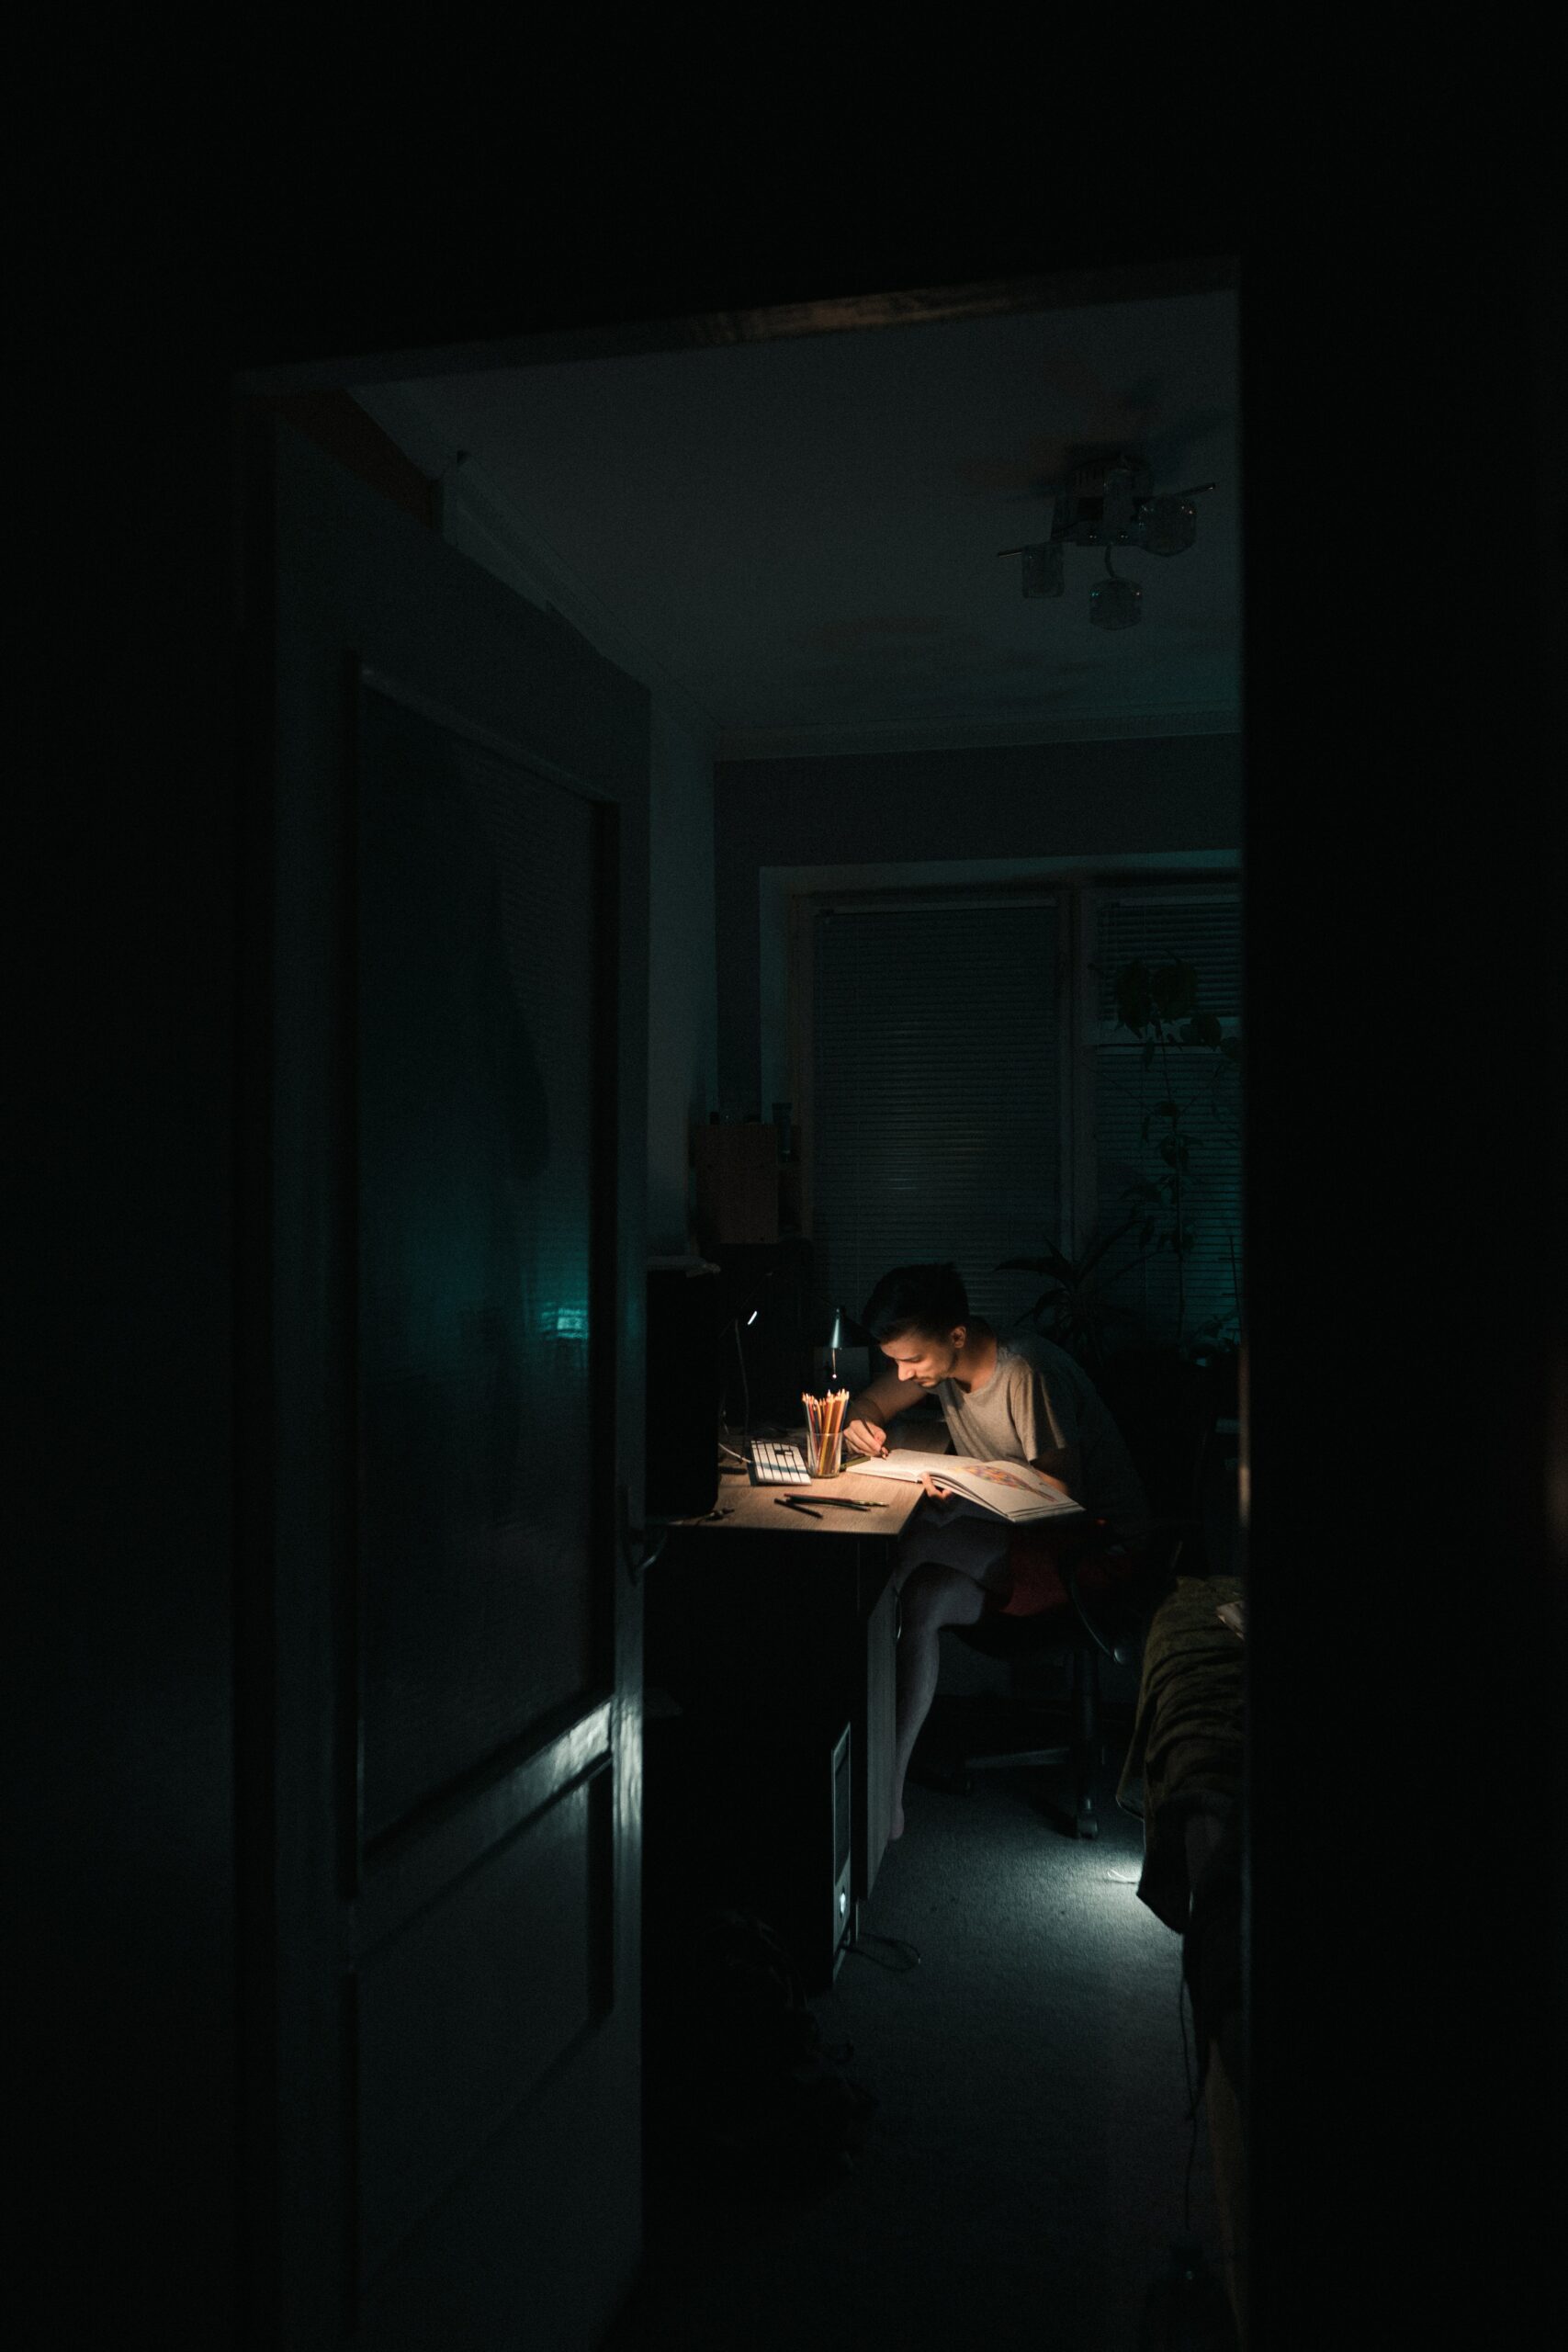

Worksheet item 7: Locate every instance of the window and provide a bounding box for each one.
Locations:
[1089,891,1242,1354]
[807,895,1065,1336]
[796,878,1240,1357]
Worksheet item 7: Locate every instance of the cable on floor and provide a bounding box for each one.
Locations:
[846,1931,922,1973]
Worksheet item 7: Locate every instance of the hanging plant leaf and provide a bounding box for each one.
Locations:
[1116,961,1153,1032]
[1077,1216,1140,1274]
[1151,960,1199,1021]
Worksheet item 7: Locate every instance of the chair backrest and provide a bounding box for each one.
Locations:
[955,1348,1228,1663]
[1094,1347,1222,1530]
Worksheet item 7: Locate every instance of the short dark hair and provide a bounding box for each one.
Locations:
[861,1262,970,1344]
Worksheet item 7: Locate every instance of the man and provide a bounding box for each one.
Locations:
[843,1262,1151,1839]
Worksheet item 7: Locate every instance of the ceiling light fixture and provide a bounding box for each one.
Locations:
[998,451,1216,628]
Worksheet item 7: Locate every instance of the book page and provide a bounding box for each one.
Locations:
[938,1462,1083,1521]
[848,1454,1083,1521]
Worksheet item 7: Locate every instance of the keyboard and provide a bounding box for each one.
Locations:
[747,1438,811,1486]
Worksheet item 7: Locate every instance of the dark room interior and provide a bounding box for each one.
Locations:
[17,77,1563,2352]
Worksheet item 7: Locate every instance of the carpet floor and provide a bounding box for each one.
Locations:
[610,1706,1232,2352]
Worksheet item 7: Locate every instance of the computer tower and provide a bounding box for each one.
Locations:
[750,1719,854,1993]
[645,1262,721,1519]
[646,1711,853,1995]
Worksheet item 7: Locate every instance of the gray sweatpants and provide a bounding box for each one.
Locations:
[895,1494,1011,1593]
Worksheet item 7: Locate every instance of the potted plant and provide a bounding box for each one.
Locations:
[1107,953,1242,1358]
[996,1218,1148,1377]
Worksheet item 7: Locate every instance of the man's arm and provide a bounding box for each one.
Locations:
[1028,1443,1083,1502]
[842,1366,934,1457]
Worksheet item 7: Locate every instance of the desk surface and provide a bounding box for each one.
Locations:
[674,1422,953,1537]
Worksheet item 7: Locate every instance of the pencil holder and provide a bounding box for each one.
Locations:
[802,1387,849,1479]
[807,1430,844,1478]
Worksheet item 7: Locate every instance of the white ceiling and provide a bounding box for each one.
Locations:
[354,286,1240,759]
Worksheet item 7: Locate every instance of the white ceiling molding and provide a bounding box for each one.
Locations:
[716,708,1241,760]
[350,381,724,759]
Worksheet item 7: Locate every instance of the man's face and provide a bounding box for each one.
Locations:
[881,1328,964,1387]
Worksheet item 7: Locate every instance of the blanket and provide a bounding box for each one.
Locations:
[1116,1573,1245,1936]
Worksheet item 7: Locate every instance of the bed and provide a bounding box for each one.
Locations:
[1117,1571,1247,2343]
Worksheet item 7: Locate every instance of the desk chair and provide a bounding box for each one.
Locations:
[943,1348,1226,1839]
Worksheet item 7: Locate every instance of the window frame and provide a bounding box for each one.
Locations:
[787,869,1240,1334]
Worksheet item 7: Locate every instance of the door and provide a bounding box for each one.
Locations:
[237,414,649,2348]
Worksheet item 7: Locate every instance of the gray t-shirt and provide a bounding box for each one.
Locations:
[932,1332,1152,1544]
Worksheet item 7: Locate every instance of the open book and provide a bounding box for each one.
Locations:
[847,1453,1085,1524]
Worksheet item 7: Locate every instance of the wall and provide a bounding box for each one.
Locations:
[438,467,718,1254]
[351,391,722,1255]
[22,346,243,2340]
[647,706,718,1247]
[714,733,1242,1112]
[27,152,1562,2350]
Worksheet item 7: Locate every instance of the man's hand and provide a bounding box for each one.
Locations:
[843,1417,890,1459]
[919,1471,955,1498]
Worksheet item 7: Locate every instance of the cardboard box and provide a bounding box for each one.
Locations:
[692,1123,779,1247]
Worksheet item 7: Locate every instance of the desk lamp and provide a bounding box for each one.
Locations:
[814,1306,871,1397]
[720,1264,782,1441]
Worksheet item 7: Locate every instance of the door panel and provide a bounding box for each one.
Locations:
[356,1763,611,2281]
[242,414,648,2349]
[356,682,606,1835]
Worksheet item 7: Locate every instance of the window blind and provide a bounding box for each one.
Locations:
[810,900,1062,1338]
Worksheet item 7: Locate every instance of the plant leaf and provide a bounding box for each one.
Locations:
[1151,960,1199,1021]
[1077,1217,1139,1275]
[1115,961,1152,1033]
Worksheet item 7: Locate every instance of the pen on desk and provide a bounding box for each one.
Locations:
[774,1497,822,1518]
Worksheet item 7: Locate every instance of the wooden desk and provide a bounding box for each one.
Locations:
[651,1429,943,1953]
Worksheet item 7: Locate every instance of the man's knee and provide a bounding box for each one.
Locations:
[900,1559,985,1634]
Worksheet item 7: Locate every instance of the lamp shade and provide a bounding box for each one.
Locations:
[818,1306,872,1349]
